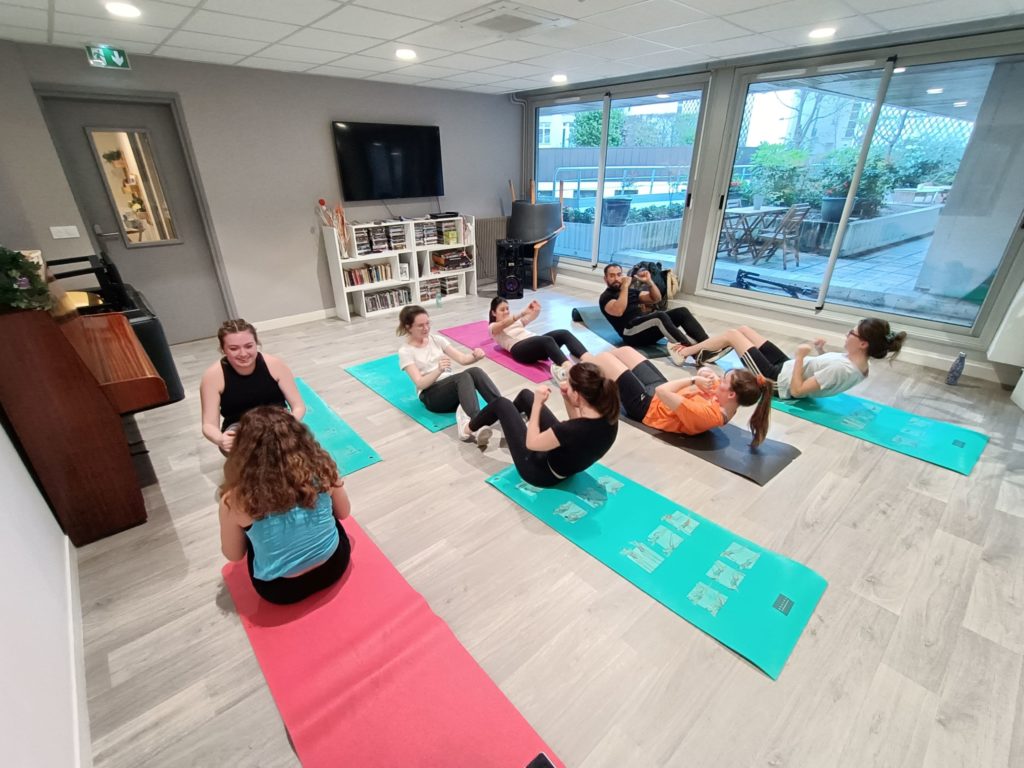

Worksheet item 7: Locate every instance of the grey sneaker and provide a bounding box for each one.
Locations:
[475,424,493,448]
[696,347,732,366]
[550,362,569,385]
[668,343,688,366]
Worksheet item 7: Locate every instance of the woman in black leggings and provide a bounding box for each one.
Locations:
[397,305,501,445]
[467,363,619,488]
[488,297,590,384]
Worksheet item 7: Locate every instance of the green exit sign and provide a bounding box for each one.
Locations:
[85,45,131,70]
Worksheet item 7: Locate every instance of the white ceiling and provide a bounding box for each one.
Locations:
[0,0,1021,94]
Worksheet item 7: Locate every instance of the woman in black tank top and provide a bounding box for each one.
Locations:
[200,319,306,453]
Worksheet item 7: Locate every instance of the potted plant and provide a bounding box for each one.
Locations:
[1,246,51,311]
[817,147,896,222]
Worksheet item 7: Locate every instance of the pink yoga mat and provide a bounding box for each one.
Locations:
[223,518,561,768]
[440,321,552,383]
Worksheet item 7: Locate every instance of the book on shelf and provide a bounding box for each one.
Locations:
[430,249,472,272]
[343,262,394,287]
[364,286,411,313]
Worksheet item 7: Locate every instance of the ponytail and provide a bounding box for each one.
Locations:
[729,369,773,448]
[857,318,907,361]
[568,362,620,424]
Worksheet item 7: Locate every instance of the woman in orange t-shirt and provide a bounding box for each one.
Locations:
[591,347,773,447]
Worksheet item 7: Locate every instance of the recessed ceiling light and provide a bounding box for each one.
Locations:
[927,87,944,94]
[656,93,670,98]
[893,67,906,73]
[808,27,836,40]
[551,74,568,84]
[953,100,968,107]
[395,48,417,61]
[106,2,140,17]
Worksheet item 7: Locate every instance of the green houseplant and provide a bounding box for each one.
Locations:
[818,147,896,220]
[1,246,51,311]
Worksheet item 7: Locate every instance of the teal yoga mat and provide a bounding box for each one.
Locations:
[487,463,826,679]
[716,352,987,475]
[295,379,381,475]
[571,306,668,358]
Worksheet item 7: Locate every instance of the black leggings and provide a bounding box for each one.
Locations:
[622,307,708,346]
[469,389,563,487]
[419,367,500,418]
[246,520,351,605]
[739,340,789,384]
[509,330,588,366]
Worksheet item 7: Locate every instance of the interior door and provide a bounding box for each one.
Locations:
[41,96,227,343]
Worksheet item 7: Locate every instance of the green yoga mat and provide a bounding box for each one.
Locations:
[295,379,381,475]
[344,355,482,432]
[716,352,988,475]
[487,463,827,679]
[571,306,669,358]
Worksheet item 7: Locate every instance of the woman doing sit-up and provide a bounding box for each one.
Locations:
[488,297,590,383]
[466,363,619,487]
[398,305,501,445]
[592,347,773,447]
[219,407,352,605]
[670,317,906,400]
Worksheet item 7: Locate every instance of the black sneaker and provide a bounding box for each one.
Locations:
[696,347,732,366]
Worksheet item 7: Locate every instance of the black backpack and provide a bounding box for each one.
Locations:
[629,261,670,310]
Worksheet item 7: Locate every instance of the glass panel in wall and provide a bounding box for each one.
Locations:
[595,90,702,271]
[89,129,178,246]
[710,69,886,302]
[822,56,1024,327]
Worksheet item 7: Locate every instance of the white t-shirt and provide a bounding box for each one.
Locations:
[776,352,866,399]
[398,334,451,390]
[491,319,534,351]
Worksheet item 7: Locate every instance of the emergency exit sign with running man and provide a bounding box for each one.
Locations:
[85,45,131,70]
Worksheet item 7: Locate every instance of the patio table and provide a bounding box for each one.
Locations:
[721,206,787,261]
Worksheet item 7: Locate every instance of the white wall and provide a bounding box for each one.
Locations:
[0,427,86,767]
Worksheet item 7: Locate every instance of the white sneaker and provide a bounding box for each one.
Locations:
[668,343,688,366]
[455,405,474,442]
[475,424,493,448]
[550,362,569,385]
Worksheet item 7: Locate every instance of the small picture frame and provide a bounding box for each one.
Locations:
[398,263,410,280]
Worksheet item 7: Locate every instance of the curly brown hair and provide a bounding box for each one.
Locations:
[220,406,339,520]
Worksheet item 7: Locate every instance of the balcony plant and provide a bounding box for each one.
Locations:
[818,147,896,220]
[1,246,51,311]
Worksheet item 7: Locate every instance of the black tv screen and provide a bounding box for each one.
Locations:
[332,121,444,202]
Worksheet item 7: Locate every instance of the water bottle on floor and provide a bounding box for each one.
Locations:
[946,352,966,385]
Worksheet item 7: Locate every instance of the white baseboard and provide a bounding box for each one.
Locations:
[65,538,92,768]
[254,308,334,332]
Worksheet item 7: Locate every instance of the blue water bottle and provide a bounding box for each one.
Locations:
[946,352,966,385]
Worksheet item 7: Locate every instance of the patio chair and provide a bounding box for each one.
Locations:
[751,203,811,269]
[507,180,565,290]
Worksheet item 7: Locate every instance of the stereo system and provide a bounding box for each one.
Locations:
[496,238,525,300]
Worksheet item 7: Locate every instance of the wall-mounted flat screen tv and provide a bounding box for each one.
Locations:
[332,121,444,202]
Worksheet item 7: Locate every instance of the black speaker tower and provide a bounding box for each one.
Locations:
[497,238,525,300]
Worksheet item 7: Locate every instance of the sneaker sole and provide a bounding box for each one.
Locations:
[475,425,493,448]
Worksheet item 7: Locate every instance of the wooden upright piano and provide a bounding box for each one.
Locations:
[0,255,177,546]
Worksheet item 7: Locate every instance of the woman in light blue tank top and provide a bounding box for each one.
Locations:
[219,406,352,604]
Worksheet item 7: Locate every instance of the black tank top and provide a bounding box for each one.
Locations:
[220,353,287,430]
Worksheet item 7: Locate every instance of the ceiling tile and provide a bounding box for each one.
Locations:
[479,60,548,77]
[238,56,314,72]
[50,31,158,54]
[468,38,560,61]
[768,15,885,46]
[352,0,484,22]
[464,83,511,93]
[522,0,648,19]
[575,35,673,60]
[356,41,453,63]
[366,71,431,84]
[842,0,931,10]
[391,62,464,78]
[54,0,193,28]
[315,5,430,37]
[256,43,348,65]
[587,0,708,35]
[201,0,340,26]
[279,28,383,54]
[618,47,709,71]
[162,29,266,55]
[429,51,507,71]
[680,0,782,13]
[499,77,547,89]
[640,17,750,47]
[0,23,47,43]
[329,52,406,72]
[685,32,785,58]
[307,63,380,77]
[1,0,48,9]
[529,50,612,71]
[870,0,1016,31]
[53,14,172,44]
[183,10,298,42]
[397,23,503,52]
[519,20,624,48]
[0,5,46,29]
[157,45,246,65]
[439,70,506,84]
[725,0,855,34]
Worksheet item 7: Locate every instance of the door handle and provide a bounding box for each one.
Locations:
[93,223,119,238]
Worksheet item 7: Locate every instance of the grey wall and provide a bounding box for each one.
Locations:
[0,41,522,322]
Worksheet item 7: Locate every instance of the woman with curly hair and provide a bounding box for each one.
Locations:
[218,406,351,605]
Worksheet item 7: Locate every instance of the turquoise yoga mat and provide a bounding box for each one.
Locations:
[487,463,827,679]
[716,352,988,475]
[296,379,381,475]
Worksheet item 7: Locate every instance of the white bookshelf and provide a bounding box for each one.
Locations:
[322,215,477,322]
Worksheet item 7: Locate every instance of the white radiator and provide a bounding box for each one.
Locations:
[474,216,508,282]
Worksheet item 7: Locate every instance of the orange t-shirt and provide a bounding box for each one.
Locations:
[642,388,725,435]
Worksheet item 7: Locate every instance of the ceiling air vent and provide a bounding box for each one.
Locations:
[455,2,572,36]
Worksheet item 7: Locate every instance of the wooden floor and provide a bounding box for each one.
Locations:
[78,284,1024,768]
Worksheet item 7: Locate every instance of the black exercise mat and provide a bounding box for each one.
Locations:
[623,417,800,485]
[571,306,669,358]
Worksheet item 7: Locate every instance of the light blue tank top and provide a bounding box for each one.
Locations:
[245,492,339,580]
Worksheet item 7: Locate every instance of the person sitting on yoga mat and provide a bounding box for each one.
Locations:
[489,297,591,385]
[599,263,710,364]
[219,406,352,605]
[398,304,501,446]
[200,318,305,454]
[671,318,907,400]
[592,347,773,447]
[465,362,619,487]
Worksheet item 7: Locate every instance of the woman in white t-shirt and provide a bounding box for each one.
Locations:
[671,317,906,399]
[397,305,501,444]
[488,297,591,384]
